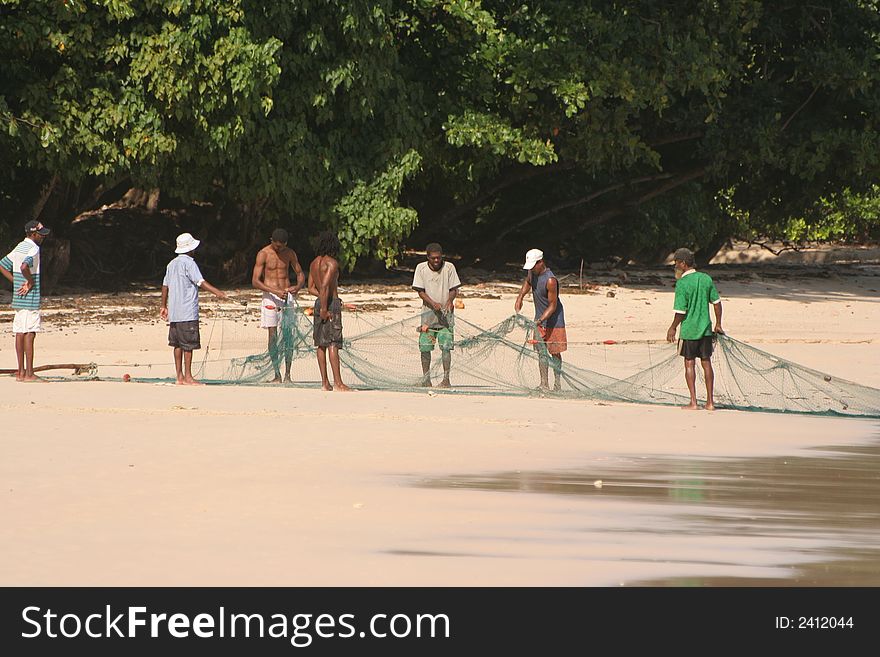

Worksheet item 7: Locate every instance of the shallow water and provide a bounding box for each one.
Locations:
[413,438,880,586]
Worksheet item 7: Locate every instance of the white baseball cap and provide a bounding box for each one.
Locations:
[522,248,544,270]
[175,232,201,254]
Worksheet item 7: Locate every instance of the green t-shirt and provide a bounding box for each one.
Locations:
[673,270,720,340]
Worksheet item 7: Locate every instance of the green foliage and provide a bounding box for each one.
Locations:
[0,0,281,187]
[2,1,880,272]
[729,185,880,244]
[334,149,422,269]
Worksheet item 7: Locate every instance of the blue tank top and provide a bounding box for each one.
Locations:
[530,268,565,328]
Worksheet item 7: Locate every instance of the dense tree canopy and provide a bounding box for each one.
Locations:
[1,0,879,277]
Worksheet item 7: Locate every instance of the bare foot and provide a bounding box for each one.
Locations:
[283,375,292,384]
[553,382,561,392]
[14,373,23,382]
[322,383,333,391]
[703,403,716,411]
[334,382,352,391]
[21,374,47,382]
[182,378,204,386]
[421,378,433,388]
[680,403,700,410]
[270,375,283,384]
[438,379,451,389]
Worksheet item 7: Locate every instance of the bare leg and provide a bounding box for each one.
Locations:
[267,326,282,382]
[15,332,25,381]
[317,346,332,390]
[420,351,432,386]
[329,344,350,391]
[21,332,45,381]
[701,358,716,410]
[284,349,293,384]
[682,358,699,409]
[551,353,562,391]
[538,353,550,390]
[182,349,202,385]
[174,347,185,384]
[439,350,451,388]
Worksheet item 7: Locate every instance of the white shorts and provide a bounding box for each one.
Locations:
[12,309,41,333]
[260,292,292,329]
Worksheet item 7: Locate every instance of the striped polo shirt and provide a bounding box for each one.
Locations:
[1,238,42,310]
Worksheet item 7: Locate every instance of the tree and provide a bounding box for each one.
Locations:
[402,0,880,262]
[2,1,879,276]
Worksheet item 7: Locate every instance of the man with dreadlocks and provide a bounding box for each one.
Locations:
[307,231,350,391]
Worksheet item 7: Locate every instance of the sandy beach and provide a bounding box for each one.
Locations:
[2,250,879,586]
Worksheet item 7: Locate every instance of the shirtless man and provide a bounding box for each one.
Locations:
[251,228,305,383]
[307,231,350,391]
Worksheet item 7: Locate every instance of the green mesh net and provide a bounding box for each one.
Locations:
[84,299,880,418]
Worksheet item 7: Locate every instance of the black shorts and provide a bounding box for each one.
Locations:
[313,298,343,347]
[168,320,201,351]
[679,335,714,360]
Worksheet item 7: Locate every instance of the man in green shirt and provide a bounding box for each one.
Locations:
[666,248,724,410]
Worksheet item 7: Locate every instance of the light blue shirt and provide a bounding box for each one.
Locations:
[162,254,205,322]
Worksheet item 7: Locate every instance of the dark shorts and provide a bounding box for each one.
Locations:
[313,298,343,347]
[680,335,714,360]
[168,320,201,351]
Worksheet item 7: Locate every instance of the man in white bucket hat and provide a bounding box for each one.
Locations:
[160,233,227,384]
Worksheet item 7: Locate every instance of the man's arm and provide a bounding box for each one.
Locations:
[307,261,320,297]
[412,264,440,310]
[666,313,685,342]
[712,301,723,334]
[319,259,339,320]
[18,260,34,296]
[443,264,462,311]
[287,252,305,295]
[199,280,228,300]
[442,286,459,312]
[0,258,13,285]
[535,277,558,325]
[160,285,169,321]
[415,289,441,311]
[514,276,531,312]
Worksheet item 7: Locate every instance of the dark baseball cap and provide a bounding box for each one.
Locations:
[24,220,51,236]
[672,247,695,265]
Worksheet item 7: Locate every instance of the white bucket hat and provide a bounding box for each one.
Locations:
[522,248,544,270]
[175,232,201,254]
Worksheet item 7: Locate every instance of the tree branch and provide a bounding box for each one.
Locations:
[435,161,576,227]
[576,166,707,231]
[647,131,703,147]
[494,172,673,242]
[780,85,819,132]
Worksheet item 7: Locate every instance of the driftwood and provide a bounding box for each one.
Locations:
[0,363,96,376]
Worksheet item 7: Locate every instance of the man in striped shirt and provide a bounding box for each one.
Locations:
[1,220,51,381]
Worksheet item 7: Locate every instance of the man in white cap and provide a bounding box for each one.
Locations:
[514,248,567,390]
[0,220,51,381]
[160,232,227,385]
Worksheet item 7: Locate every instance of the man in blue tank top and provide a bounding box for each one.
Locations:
[515,248,567,391]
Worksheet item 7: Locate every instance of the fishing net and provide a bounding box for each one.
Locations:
[59,299,880,418]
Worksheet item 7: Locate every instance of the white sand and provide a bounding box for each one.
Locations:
[1,264,878,585]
